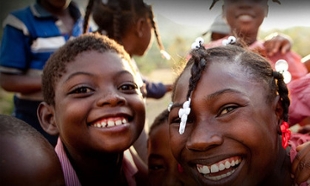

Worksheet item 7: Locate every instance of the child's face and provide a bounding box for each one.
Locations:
[53,51,145,154]
[223,0,268,35]
[169,60,280,185]
[147,122,196,186]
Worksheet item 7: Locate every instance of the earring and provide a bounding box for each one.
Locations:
[177,164,184,173]
[280,121,291,149]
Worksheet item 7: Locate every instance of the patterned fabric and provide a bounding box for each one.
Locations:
[55,138,138,186]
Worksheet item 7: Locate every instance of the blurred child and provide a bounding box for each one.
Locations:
[0,0,85,146]
[202,14,230,41]
[0,114,65,186]
[83,0,172,99]
[207,0,307,81]
[168,37,310,185]
[37,33,147,185]
[147,109,196,186]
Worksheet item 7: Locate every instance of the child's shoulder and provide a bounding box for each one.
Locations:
[123,147,147,186]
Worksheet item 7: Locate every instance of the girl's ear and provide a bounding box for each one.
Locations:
[37,102,59,136]
[135,18,147,38]
[264,5,269,17]
[273,95,283,123]
[222,5,226,18]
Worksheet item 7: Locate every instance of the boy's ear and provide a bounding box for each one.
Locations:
[37,102,59,136]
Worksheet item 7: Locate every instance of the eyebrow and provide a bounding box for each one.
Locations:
[64,70,133,83]
[170,88,245,110]
[205,88,245,101]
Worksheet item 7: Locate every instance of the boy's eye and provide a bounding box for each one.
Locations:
[118,82,138,92]
[69,86,93,94]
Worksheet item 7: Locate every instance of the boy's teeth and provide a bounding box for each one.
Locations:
[92,118,127,128]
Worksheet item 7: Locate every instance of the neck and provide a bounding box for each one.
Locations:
[260,143,293,185]
[39,1,69,16]
[66,147,126,185]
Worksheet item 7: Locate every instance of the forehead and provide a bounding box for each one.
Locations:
[65,51,134,76]
[174,60,263,101]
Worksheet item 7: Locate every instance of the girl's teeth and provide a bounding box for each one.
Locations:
[107,120,114,127]
[211,164,219,173]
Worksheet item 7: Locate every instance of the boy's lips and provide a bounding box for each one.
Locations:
[90,116,129,128]
[196,156,242,181]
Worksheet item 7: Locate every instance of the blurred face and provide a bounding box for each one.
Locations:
[136,18,153,56]
[169,60,281,185]
[148,121,196,186]
[223,0,268,36]
[52,51,145,155]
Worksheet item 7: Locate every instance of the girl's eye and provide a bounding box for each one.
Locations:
[69,86,93,94]
[218,105,238,116]
[148,164,165,171]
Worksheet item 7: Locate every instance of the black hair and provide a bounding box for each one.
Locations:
[209,0,281,10]
[172,39,290,122]
[149,109,169,136]
[83,0,166,52]
[42,33,132,106]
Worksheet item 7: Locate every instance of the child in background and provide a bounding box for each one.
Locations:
[147,109,196,186]
[168,37,310,185]
[0,0,85,146]
[207,0,307,81]
[0,114,65,186]
[83,0,172,99]
[37,33,147,185]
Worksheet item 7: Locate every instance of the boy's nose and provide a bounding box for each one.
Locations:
[96,90,126,107]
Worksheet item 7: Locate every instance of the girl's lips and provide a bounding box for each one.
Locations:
[196,156,242,181]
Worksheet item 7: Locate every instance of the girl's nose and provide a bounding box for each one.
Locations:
[186,121,223,151]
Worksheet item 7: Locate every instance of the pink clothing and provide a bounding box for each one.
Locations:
[55,138,138,186]
[289,133,310,186]
[204,37,308,81]
[288,73,310,125]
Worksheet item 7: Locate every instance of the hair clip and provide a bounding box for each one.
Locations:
[222,36,236,46]
[178,98,191,134]
[191,37,204,49]
[275,59,291,84]
[102,0,108,4]
[167,102,173,112]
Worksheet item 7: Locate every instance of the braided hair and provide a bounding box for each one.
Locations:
[209,0,281,9]
[172,39,290,122]
[83,0,166,52]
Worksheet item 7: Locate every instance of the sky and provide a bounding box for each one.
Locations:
[145,0,310,32]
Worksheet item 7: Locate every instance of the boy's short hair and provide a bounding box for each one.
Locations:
[149,109,169,136]
[42,33,132,105]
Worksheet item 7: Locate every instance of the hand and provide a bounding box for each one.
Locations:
[291,141,310,184]
[263,33,292,56]
[165,84,173,92]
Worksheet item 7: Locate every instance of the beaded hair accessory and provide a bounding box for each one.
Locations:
[275,59,291,83]
[222,36,236,46]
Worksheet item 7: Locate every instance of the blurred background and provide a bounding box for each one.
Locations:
[1,0,309,124]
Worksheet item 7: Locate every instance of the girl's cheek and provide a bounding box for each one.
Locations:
[169,128,187,161]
